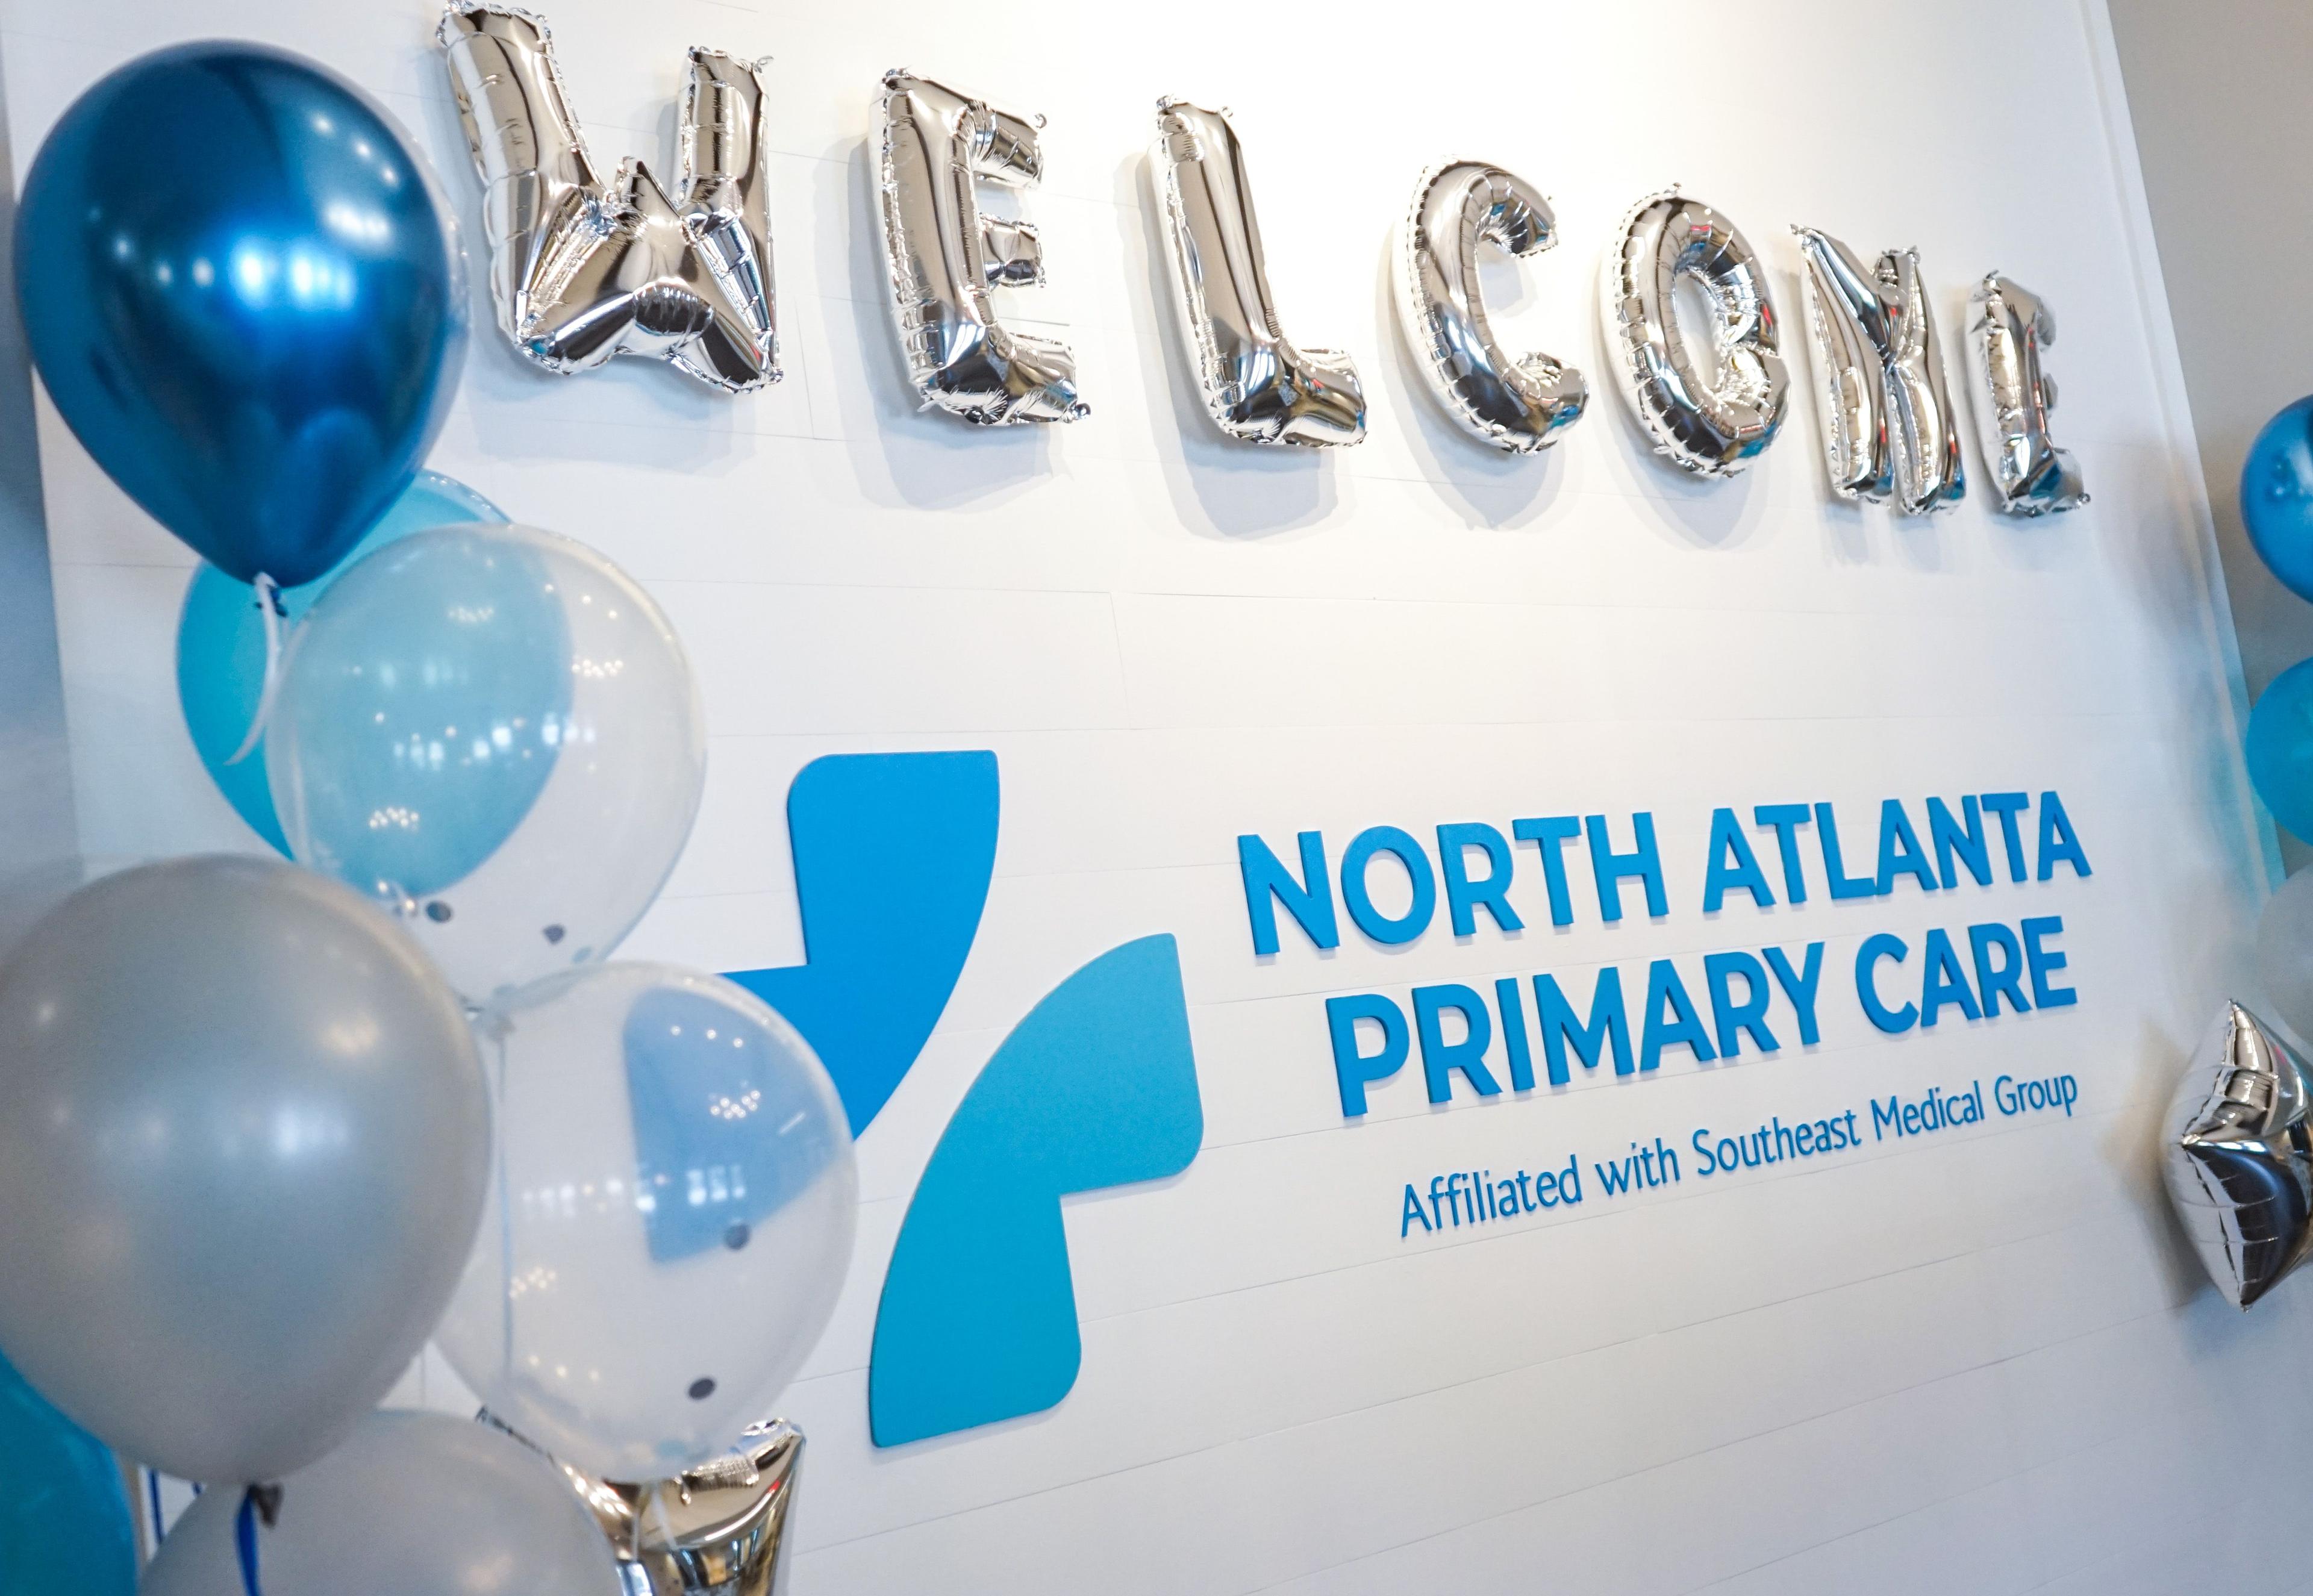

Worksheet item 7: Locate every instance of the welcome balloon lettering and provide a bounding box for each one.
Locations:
[433,1,2087,517]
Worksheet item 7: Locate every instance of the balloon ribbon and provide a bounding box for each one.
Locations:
[224,575,286,767]
[234,1483,280,1596]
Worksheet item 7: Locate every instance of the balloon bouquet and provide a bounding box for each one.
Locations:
[0,41,854,1596]
[2159,397,2313,1307]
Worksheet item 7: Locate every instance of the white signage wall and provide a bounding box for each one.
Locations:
[6,0,2306,1589]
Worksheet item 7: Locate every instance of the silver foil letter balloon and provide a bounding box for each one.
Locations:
[437,4,778,391]
[1395,161,1586,453]
[876,72,1085,425]
[1601,190,1788,476]
[1968,273,2087,514]
[1791,229,1964,514]
[1150,99,1365,446]
[2165,1002,2313,1308]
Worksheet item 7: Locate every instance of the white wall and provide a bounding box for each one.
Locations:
[5,0,2305,1591]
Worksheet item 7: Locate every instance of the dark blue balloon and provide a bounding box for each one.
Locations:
[16,44,464,587]
[2243,396,2313,603]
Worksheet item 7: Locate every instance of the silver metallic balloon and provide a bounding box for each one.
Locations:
[438,4,778,392]
[1394,160,1586,453]
[2164,1001,2313,1308]
[1791,228,1965,514]
[1149,99,1365,446]
[489,1414,803,1596]
[1967,272,2087,515]
[1600,189,1788,476]
[0,856,489,1483]
[875,72,1085,425]
[140,1411,625,1596]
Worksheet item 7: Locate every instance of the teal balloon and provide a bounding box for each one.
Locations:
[0,1352,135,1595]
[2243,397,2313,603]
[267,526,573,900]
[176,472,505,852]
[2247,657,2313,843]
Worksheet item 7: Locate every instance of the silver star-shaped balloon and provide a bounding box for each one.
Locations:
[2164,1000,2313,1308]
[482,1414,802,1596]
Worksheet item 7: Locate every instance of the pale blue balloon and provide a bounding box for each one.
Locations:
[176,472,506,852]
[266,526,573,901]
[0,1351,134,1595]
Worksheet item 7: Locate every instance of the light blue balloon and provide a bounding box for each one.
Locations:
[2247,656,2313,844]
[266,526,573,900]
[177,472,506,852]
[0,1351,135,1595]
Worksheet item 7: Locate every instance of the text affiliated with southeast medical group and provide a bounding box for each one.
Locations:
[1395,1072,2082,1239]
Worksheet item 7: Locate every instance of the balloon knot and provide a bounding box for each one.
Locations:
[249,1483,283,1527]
[234,1484,281,1596]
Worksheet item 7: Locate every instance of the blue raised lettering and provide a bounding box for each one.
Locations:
[1326,992,1408,1115]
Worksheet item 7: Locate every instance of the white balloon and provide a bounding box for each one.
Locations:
[267,525,707,1003]
[140,1411,624,1596]
[435,964,857,1480]
[2257,868,2313,1045]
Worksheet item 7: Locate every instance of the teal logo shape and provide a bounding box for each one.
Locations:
[724,752,998,1135]
[867,934,1202,1447]
[702,752,1200,1444]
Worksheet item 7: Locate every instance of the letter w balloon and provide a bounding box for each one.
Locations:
[16,43,464,587]
[439,4,779,391]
